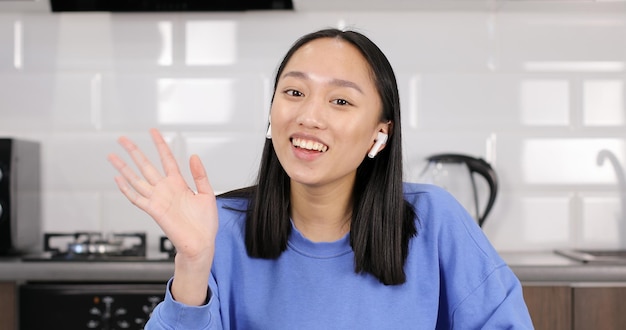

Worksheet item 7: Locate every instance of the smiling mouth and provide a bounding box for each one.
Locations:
[291,138,328,152]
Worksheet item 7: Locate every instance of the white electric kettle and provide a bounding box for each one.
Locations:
[418,153,498,228]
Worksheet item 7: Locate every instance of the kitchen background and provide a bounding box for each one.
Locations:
[1,0,625,256]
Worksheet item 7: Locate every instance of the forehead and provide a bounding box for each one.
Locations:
[282,38,375,84]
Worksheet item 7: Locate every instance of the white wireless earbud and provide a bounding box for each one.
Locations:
[367,132,388,158]
[265,123,272,139]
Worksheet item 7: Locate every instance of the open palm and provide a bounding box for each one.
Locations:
[108,128,218,259]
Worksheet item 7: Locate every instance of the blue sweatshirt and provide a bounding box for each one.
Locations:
[147,183,533,329]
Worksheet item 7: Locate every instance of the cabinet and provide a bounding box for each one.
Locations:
[573,285,626,330]
[4,280,626,329]
[524,284,626,330]
[523,285,571,330]
[0,282,17,330]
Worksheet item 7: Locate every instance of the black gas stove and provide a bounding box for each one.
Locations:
[19,231,176,329]
[21,231,175,262]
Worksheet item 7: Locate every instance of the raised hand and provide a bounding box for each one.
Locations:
[108,128,217,305]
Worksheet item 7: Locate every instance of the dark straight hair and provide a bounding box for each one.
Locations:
[220,28,417,285]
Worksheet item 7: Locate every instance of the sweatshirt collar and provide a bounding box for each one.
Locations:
[287,220,353,259]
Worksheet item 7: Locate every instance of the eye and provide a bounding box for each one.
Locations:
[285,89,304,97]
[331,98,351,106]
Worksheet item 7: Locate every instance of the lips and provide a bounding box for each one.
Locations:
[291,137,328,153]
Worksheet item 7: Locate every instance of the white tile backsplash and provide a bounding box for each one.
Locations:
[583,79,625,126]
[43,133,131,190]
[99,72,267,131]
[497,12,626,71]
[185,20,238,66]
[520,79,570,126]
[42,191,101,232]
[483,192,574,251]
[1,7,625,253]
[182,133,265,193]
[413,73,533,129]
[0,15,16,70]
[581,195,624,248]
[0,73,94,130]
[519,197,572,245]
[519,138,624,185]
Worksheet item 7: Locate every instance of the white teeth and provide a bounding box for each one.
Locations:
[292,138,328,152]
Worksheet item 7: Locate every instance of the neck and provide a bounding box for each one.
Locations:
[290,180,354,242]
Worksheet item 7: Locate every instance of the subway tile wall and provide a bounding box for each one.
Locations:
[0,8,625,255]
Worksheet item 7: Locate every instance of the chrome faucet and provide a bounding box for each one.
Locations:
[597,149,626,248]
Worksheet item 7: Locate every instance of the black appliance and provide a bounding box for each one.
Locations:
[21,231,175,262]
[19,232,176,329]
[0,138,41,256]
[20,282,165,329]
[50,0,294,12]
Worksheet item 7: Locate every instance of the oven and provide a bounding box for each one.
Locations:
[20,282,165,329]
[19,232,175,330]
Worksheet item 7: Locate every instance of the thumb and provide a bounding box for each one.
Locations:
[189,154,213,195]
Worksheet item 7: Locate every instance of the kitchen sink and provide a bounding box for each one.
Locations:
[554,249,626,264]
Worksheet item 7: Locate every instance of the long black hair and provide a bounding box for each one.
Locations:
[221,28,417,285]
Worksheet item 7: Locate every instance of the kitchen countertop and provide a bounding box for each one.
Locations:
[501,251,626,284]
[1,251,626,284]
[0,257,175,282]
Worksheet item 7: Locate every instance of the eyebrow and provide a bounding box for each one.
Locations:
[281,71,364,94]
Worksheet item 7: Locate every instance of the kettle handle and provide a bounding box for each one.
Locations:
[426,154,498,227]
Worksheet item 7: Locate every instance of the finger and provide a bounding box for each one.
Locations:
[149,128,181,177]
[190,154,214,196]
[117,135,164,185]
[108,153,154,198]
[113,175,150,211]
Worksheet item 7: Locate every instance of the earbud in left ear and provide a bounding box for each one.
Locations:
[367,132,388,158]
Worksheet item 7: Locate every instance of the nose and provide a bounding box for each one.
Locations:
[296,96,327,129]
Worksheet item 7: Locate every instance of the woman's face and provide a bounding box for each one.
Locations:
[270,37,388,189]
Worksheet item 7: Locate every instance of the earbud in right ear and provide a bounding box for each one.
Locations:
[265,123,272,139]
[367,132,388,158]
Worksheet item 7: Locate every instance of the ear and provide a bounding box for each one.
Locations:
[374,121,392,149]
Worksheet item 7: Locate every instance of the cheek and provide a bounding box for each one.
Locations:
[338,127,376,155]
[269,103,286,128]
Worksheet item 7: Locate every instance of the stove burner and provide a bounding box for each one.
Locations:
[42,232,147,261]
[160,236,176,259]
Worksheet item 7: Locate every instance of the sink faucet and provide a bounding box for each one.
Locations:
[597,149,626,248]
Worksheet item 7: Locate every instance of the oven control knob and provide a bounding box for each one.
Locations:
[134,317,147,326]
[89,307,101,315]
[142,296,161,316]
[117,320,131,328]
[87,320,100,328]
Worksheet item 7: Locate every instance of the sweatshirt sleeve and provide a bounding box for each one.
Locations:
[449,265,534,329]
[415,185,534,329]
[144,277,223,330]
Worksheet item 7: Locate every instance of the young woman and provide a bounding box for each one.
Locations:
[108,28,533,329]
